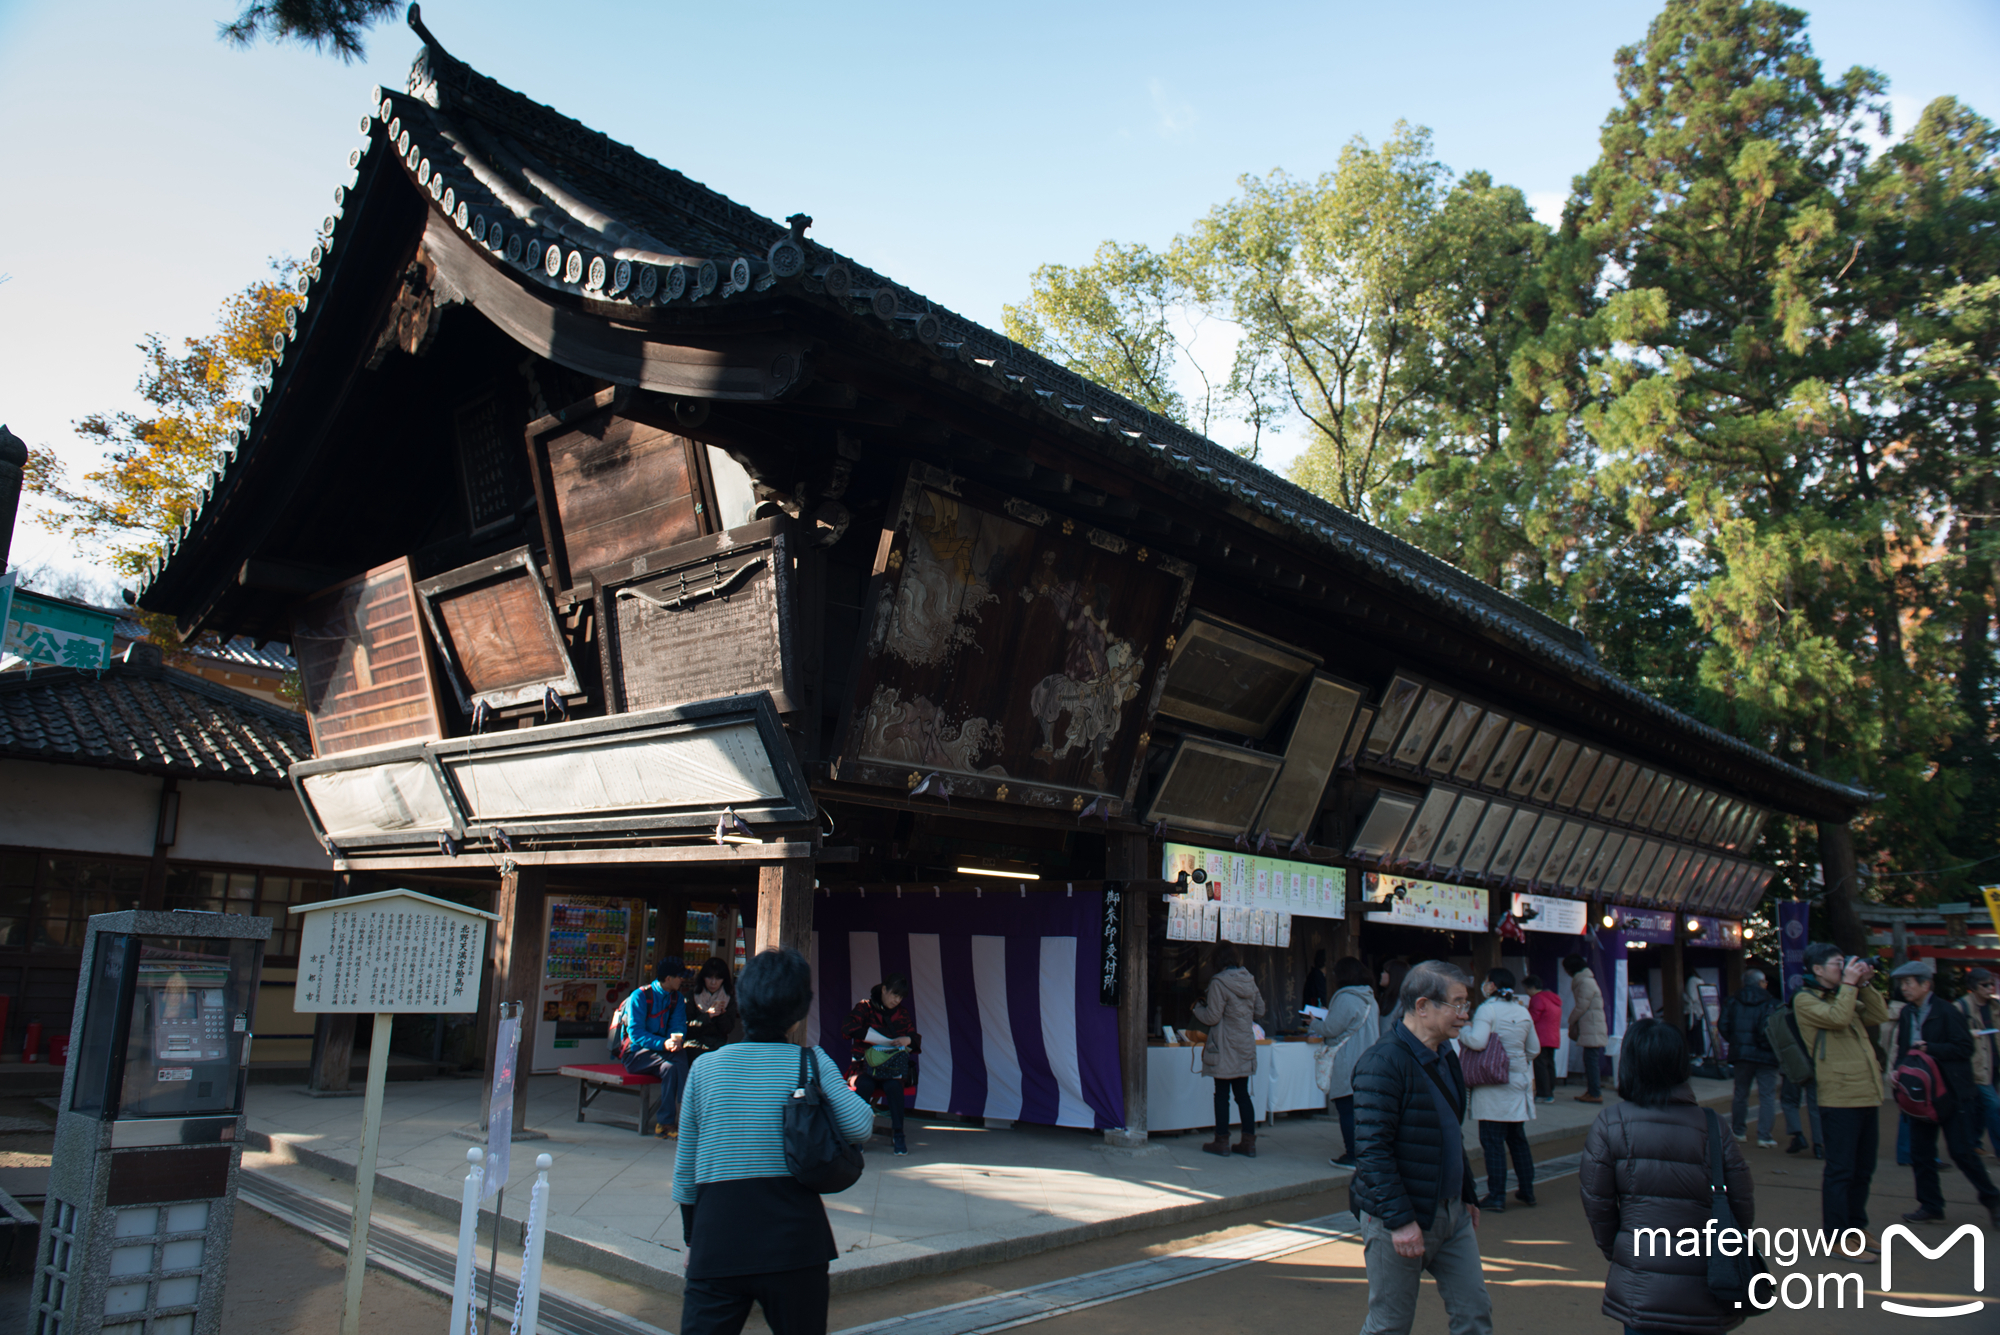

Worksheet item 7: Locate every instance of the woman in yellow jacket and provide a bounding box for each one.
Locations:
[1793,943,1887,1253]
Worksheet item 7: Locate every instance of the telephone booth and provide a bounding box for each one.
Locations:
[31,910,269,1335]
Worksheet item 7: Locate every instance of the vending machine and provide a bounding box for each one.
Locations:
[530,894,647,1073]
[35,909,268,1335]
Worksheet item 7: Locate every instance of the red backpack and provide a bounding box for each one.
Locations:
[1891,1047,1950,1123]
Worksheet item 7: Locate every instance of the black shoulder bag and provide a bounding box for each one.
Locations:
[785,1047,865,1194]
[1702,1108,1766,1312]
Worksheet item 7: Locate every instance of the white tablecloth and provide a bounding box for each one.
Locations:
[1145,1041,1323,1132]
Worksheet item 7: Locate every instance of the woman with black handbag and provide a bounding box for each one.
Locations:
[842,973,921,1156]
[673,949,875,1335]
[1580,1018,1759,1334]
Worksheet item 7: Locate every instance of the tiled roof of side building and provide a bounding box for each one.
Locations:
[137,9,1876,816]
[114,619,297,674]
[0,647,310,786]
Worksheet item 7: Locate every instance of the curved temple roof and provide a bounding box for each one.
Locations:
[138,6,1874,823]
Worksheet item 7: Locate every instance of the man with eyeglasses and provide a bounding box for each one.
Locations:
[1350,960,1491,1334]
[1794,942,1888,1258]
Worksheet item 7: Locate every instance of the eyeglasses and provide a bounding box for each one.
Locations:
[1420,998,1473,1016]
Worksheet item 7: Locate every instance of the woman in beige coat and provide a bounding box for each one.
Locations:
[1459,967,1541,1210]
[1193,947,1266,1159]
[1565,953,1609,1102]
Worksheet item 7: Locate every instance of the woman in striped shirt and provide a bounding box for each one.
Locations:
[673,948,874,1335]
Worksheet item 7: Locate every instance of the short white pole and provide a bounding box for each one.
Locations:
[448,1147,486,1334]
[510,1154,553,1335]
[341,1010,396,1335]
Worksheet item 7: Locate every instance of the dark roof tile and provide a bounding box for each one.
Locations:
[0,660,309,786]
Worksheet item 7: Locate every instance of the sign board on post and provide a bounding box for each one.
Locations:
[486,1010,520,1198]
[289,889,498,1335]
[1099,883,1124,1007]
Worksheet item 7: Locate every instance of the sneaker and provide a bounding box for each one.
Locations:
[1535,1096,1555,1104]
[892,1135,908,1156]
[1478,1194,1506,1214]
[1574,1094,1603,1104]
[1757,1137,1779,1149]
[1330,1153,1356,1168]
[1813,1146,1824,1160]
[1513,1190,1537,1207]
[1733,1129,1749,1142]
[1902,1209,1947,1224]
[1785,1134,1806,1154]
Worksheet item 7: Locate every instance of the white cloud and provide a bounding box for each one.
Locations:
[1150,78,1197,137]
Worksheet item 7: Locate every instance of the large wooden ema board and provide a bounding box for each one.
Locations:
[292,557,450,756]
[595,517,801,715]
[836,466,1194,815]
[529,397,712,596]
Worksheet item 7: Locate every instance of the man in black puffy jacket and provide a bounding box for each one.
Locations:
[1350,960,1490,1335]
[1721,969,1781,1146]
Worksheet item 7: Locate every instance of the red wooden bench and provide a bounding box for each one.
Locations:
[560,1064,661,1134]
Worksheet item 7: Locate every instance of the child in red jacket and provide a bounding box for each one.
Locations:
[1524,976,1563,1104]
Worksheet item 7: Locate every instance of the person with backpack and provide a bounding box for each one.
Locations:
[1888,959,2000,1227]
[1761,997,1824,1158]
[1957,967,2000,1156]
[1721,969,1781,1147]
[1794,943,1887,1253]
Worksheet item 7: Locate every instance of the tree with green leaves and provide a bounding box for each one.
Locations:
[25,267,300,653]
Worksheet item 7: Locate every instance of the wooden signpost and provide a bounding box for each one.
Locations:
[290,888,498,1335]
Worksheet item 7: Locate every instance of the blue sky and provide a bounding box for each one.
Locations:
[2,0,1995,592]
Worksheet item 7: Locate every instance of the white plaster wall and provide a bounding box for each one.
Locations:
[0,760,330,872]
[0,762,160,857]
[175,780,331,870]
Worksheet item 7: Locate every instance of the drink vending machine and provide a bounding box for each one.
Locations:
[31,910,269,1335]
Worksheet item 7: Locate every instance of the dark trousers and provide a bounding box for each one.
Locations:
[623,1047,693,1127]
[1478,1119,1534,1200]
[854,1072,906,1135]
[680,1263,830,1335]
[1582,1046,1604,1097]
[1334,1094,1357,1159]
[1532,1048,1555,1100]
[1910,1107,2000,1215]
[1214,1076,1254,1138]
[1819,1105,1879,1233]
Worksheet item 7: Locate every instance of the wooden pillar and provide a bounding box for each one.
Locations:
[1663,931,1686,1055]
[139,777,179,913]
[308,1015,356,1093]
[1106,834,1151,1148]
[756,858,814,1042]
[1469,894,1507,984]
[484,864,547,1133]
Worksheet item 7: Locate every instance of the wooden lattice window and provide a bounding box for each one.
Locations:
[292,557,448,756]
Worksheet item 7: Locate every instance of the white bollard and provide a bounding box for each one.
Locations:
[509,1153,553,1335]
[448,1147,485,1334]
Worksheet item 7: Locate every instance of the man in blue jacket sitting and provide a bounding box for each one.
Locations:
[620,956,690,1136]
[1350,959,1490,1335]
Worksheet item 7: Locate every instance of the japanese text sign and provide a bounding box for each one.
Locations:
[292,888,498,1014]
[3,588,116,671]
[1160,842,1345,919]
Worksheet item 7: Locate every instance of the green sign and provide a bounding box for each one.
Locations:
[2,588,117,671]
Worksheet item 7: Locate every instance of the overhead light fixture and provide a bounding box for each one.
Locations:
[1601,913,1616,929]
[1630,941,1649,950]
[1685,917,1701,933]
[1743,926,1755,941]
[957,866,1040,881]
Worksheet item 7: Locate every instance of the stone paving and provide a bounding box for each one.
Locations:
[242,1070,1734,1294]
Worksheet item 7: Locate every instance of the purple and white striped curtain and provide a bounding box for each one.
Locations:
[811,889,1124,1130]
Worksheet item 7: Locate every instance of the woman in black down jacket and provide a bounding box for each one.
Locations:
[1580,1018,1756,1335]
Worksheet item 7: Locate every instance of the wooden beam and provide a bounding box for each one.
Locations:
[1106,833,1152,1149]
[486,864,548,1134]
[756,859,815,1042]
[335,841,817,872]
